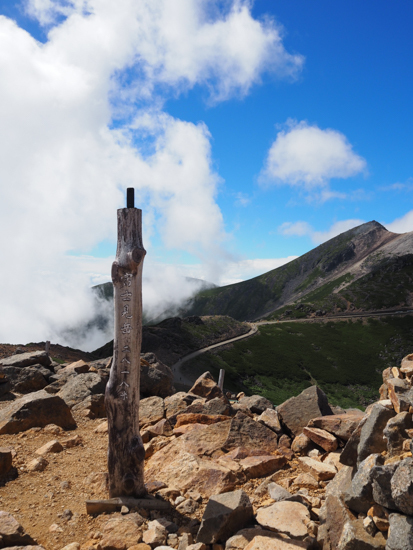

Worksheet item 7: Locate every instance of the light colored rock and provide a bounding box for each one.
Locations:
[401,353,413,376]
[100,514,145,550]
[60,543,80,550]
[239,455,286,479]
[291,433,313,455]
[27,456,48,472]
[94,421,108,433]
[303,427,338,452]
[243,535,310,550]
[387,513,413,550]
[0,511,35,545]
[291,473,318,489]
[140,396,165,427]
[62,435,83,448]
[256,501,310,539]
[35,439,63,455]
[257,409,283,434]
[189,372,222,401]
[298,456,337,481]
[49,524,63,533]
[142,526,167,548]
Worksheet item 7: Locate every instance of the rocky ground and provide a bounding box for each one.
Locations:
[2,348,413,549]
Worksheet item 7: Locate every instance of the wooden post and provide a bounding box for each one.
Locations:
[105,188,146,498]
[45,341,50,355]
[218,369,225,391]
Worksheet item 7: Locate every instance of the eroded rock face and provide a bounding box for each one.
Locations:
[197,490,254,544]
[0,390,76,434]
[277,386,333,436]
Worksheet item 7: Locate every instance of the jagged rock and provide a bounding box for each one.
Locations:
[100,514,145,550]
[340,414,368,467]
[142,525,167,547]
[386,378,411,413]
[1,366,49,394]
[222,412,278,454]
[400,353,413,376]
[189,372,223,401]
[175,414,229,428]
[298,457,336,481]
[371,462,399,510]
[203,396,231,416]
[357,403,396,465]
[308,410,365,441]
[72,393,106,418]
[0,511,36,545]
[0,390,76,434]
[58,373,107,408]
[386,513,413,550]
[344,454,385,514]
[148,418,173,437]
[256,501,310,539]
[165,392,198,419]
[257,409,283,435]
[60,360,90,374]
[303,426,338,452]
[277,434,293,460]
[140,353,174,398]
[140,396,165,427]
[291,433,313,455]
[35,439,64,455]
[391,457,413,515]
[267,483,292,501]
[277,386,333,436]
[180,419,231,456]
[197,490,253,544]
[383,412,413,456]
[239,455,286,478]
[0,448,12,477]
[27,456,48,472]
[292,473,319,489]
[238,396,274,414]
[0,350,51,369]
[367,505,389,532]
[225,527,280,550]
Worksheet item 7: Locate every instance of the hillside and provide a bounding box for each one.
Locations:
[181,221,413,321]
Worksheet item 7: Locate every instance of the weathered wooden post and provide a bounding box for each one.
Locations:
[218,369,225,391]
[105,188,146,498]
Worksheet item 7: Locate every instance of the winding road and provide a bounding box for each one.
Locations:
[171,308,413,386]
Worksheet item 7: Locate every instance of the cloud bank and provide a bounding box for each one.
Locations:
[279,219,365,245]
[0,0,303,349]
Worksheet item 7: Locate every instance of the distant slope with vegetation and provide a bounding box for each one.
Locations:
[181,221,413,321]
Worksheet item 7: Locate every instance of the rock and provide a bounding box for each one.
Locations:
[267,483,292,502]
[307,411,365,441]
[222,412,278,454]
[0,448,12,477]
[61,360,90,374]
[256,501,310,539]
[173,423,204,437]
[239,455,287,479]
[340,415,368,467]
[100,514,145,550]
[277,386,333,436]
[357,403,396,465]
[27,456,48,472]
[176,499,199,515]
[189,372,223,401]
[401,353,413,375]
[386,513,413,550]
[224,527,275,550]
[148,418,173,437]
[95,421,108,433]
[62,434,83,448]
[175,414,229,428]
[187,544,207,550]
[165,393,198,419]
[61,544,80,550]
[291,473,319,489]
[367,505,389,532]
[371,462,399,510]
[197,490,254,544]
[140,396,165,427]
[35,439,64,455]
[238,396,273,414]
[386,378,411,413]
[58,373,106,408]
[178,533,193,550]
[322,451,344,472]
[391,457,413,515]
[0,511,35,545]
[303,427,338,452]
[0,350,51,369]
[344,454,385,514]
[244,536,311,549]
[298,457,337,481]
[140,353,174,398]
[291,433,313,455]
[142,525,167,548]
[72,394,106,418]
[203,397,231,416]
[0,390,76,434]
[257,409,283,435]
[180,419,231,456]
[276,434,293,460]
[383,412,413,456]
[1,366,49,394]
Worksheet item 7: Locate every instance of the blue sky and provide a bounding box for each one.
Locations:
[0,0,412,346]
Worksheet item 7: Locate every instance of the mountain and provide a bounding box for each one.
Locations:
[181,221,413,321]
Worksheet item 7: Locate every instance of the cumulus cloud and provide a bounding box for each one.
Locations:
[279,219,365,245]
[0,0,302,348]
[384,211,413,234]
[260,120,367,192]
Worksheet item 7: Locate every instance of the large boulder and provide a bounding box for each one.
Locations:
[58,373,107,408]
[197,490,254,544]
[387,513,413,550]
[391,457,413,515]
[0,350,52,369]
[277,386,333,436]
[222,412,279,454]
[189,372,223,401]
[357,403,396,465]
[140,353,174,398]
[307,410,365,441]
[140,396,165,427]
[0,511,36,545]
[256,501,310,539]
[1,366,50,394]
[344,453,385,514]
[383,412,413,456]
[0,390,76,434]
[237,395,274,414]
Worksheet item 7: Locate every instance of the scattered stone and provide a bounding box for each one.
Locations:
[73,393,106,418]
[291,433,313,456]
[62,434,83,448]
[26,456,48,472]
[35,439,64,455]
[58,373,106,408]
[267,483,292,501]
[94,421,108,433]
[339,415,368,467]
[298,457,336,481]
[367,505,389,532]
[277,385,333,436]
[303,426,338,452]
[165,393,198,419]
[197,490,254,544]
[203,397,231,417]
[142,524,167,548]
[176,499,199,514]
[291,473,319,489]
[244,535,310,550]
[256,501,310,539]
[384,412,413,456]
[0,390,76,434]
[1,366,49,394]
[308,410,365,441]
[60,544,80,550]
[401,354,413,376]
[100,514,145,550]
[175,414,229,428]
[371,462,399,510]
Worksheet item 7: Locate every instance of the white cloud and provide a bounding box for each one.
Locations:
[279,219,365,245]
[261,120,367,191]
[0,1,302,348]
[218,257,298,285]
[384,211,413,234]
